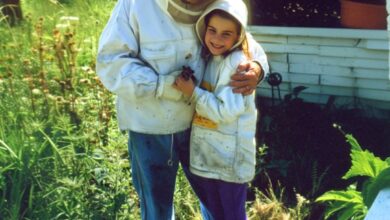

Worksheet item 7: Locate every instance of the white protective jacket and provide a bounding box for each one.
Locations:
[96,0,268,134]
[189,0,261,183]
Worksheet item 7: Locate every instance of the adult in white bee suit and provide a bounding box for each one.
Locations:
[96,0,269,219]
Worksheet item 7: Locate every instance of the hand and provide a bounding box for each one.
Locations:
[173,75,195,97]
[230,60,263,96]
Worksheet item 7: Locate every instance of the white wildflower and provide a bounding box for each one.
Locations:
[32,88,42,95]
[60,16,80,22]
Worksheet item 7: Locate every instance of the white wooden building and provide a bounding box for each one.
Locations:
[248,1,390,117]
[246,2,390,218]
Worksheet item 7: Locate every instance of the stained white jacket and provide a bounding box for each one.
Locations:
[189,0,261,183]
[190,52,257,183]
[96,0,268,134]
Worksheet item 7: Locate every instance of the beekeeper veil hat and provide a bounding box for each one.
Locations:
[167,0,215,24]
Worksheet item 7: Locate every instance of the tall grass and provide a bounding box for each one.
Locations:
[0,0,205,219]
[0,1,136,219]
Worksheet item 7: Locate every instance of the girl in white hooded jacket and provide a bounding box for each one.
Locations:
[174,0,262,219]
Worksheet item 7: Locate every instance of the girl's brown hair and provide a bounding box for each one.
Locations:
[201,9,252,60]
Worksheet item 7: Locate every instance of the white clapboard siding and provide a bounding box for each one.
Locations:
[319,85,355,96]
[267,53,288,62]
[354,68,389,80]
[319,46,388,60]
[288,36,359,47]
[289,54,388,69]
[269,61,289,73]
[321,75,356,87]
[262,43,320,54]
[251,26,390,110]
[357,88,390,101]
[252,35,287,44]
[357,39,389,50]
[290,64,352,76]
[289,73,320,84]
[289,83,356,97]
[248,26,388,40]
[356,78,390,90]
[263,44,388,59]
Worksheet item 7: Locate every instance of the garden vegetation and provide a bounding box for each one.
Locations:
[1,1,389,219]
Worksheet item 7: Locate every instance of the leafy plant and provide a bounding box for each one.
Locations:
[316,131,390,220]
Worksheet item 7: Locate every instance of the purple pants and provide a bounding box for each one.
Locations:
[193,175,248,220]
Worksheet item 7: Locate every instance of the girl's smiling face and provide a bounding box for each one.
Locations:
[204,14,240,56]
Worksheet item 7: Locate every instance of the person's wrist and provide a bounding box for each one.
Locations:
[253,61,264,84]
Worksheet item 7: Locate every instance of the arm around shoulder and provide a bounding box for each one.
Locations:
[247,34,269,84]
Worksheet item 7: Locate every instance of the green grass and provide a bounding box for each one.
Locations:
[1,1,134,219]
[0,1,206,219]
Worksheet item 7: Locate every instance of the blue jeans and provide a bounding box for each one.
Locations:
[128,129,213,220]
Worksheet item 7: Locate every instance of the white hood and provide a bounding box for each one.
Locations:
[195,0,248,51]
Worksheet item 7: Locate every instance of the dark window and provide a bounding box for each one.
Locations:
[250,0,341,27]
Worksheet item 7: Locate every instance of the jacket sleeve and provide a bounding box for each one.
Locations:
[96,0,182,102]
[192,87,247,124]
[247,34,269,84]
[191,54,249,124]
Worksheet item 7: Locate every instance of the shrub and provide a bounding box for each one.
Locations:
[316,130,390,220]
